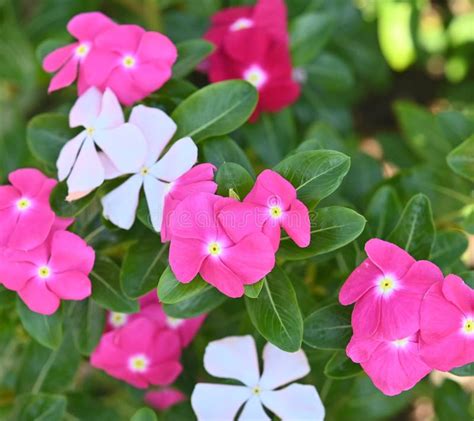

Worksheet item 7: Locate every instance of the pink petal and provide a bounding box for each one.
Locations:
[8,168,53,199]
[169,238,207,283]
[48,58,79,93]
[82,49,119,87]
[262,216,281,251]
[95,24,145,52]
[351,291,382,337]
[47,271,91,300]
[115,318,156,353]
[346,335,382,364]
[104,68,149,106]
[211,6,253,25]
[48,230,95,274]
[420,332,473,371]
[200,257,244,298]
[0,258,36,291]
[442,274,474,315]
[67,12,115,40]
[365,239,415,280]
[178,315,206,348]
[148,329,182,363]
[223,28,271,63]
[339,259,382,305]
[0,186,19,209]
[43,44,75,72]
[9,206,55,251]
[0,207,19,247]
[402,260,443,295]
[253,0,288,42]
[130,62,172,94]
[19,278,60,315]
[217,202,265,244]
[281,199,310,248]
[145,389,186,410]
[147,362,183,386]
[136,31,177,64]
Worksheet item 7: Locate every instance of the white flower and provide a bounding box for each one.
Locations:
[101,105,197,231]
[57,87,147,201]
[191,335,325,421]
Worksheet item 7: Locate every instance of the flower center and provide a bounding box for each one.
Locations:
[463,318,474,334]
[75,43,89,58]
[128,354,149,373]
[16,198,31,211]
[251,386,261,395]
[392,337,409,348]
[122,55,136,68]
[109,312,128,328]
[269,205,283,219]
[166,316,184,328]
[243,65,268,89]
[230,18,254,31]
[86,127,95,136]
[378,276,396,294]
[208,242,222,257]
[140,166,150,176]
[37,266,51,279]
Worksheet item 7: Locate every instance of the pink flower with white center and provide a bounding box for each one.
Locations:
[145,388,186,411]
[101,105,198,232]
[339,239,443,340]
[43,12,116,93]
[224,169,310,251]
[57,87,147,200]
[347,333,431,396]
[0,230,94,315]
[419,274,474,371]
[191,335,325,420]
[168,193,275,298]
[90,318,182,389]
[0,169,56,251]
[83,25,177,106]
[161,164,218,242]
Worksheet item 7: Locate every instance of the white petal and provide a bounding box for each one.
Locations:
[149,137,197,182]
[129,105,177,166]
[101,174,143,230]
[204,335,260,387]
[98,152,124,180]
[66,136,104,196]
[259,343,310,390]
[95,88,124,129]
[191,383,251,421]
[260,384,325,421]
[57,131,86,181]
[69,87,102,128]
[143,175,167,232]
[94,123,147,174]
[239,396,270,421]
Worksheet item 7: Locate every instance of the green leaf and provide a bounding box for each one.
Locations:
[447,135,474,182]
[163,286,227,318]
[431,230,468,269]
[324,351,362,379]
[9,393,67,421]
[366,185,402,238]
[130,407,158,421]
[158,267,208,304]
[434,380,471,421]
[49,181,96,218]
[216,162,254,198]
[303,304,352,350]
[201,136,255,176]
[0,285,16,307]
[388,194,435,260]
[274,150,350,208]
[36,38,68,62]
[17,298,63,350]
[450,362,474,377]
[307,53,355,94]
[27,113,73,166]
[171,80,258,142]
[173,39,214,79]
[278,206,366,260]
[121,239,168,299]
[70,299,105,356]
[290,12,334,66]
[91,256,139,313]
[245,266,303,352]
[244,278,265,299]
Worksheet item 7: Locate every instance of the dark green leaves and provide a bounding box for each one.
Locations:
[274,150,350,208]
[245,266,303,352]
[304,304,352,350]
[216,162,254,198]
[278,206,366,260]
[131,407,158,421]
[434,380,471,421]
[366,186,402,238]
[447,135,474,182]
[50,181,96,218]
[201,136,254,175]
[174,39,214,79]
[163,287,227,319]
[172,81,258,142]
[388,194,435,260]
[10,393,67,421]
[70,299,105,356]
[121,239,168,299]
[158,267,208,304]
[324,351,362,379]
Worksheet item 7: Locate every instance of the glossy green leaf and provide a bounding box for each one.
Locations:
[173,39,214,78]
[216,162,254,198]
[366,185,402,238]
[304,304,352,350]
[434,380,471,421]
[70,299,105,356]
[447,135,474,182]
[388,194,435,260]
[274,150,350,208]
[158,267,208,304]
[324,351,362,379]
[278,206,366,260]
[163,286,227,318]
[244,278,265,299]
[10,393,67,421]
[49,181,96,218]
[131,407,158,421]
[431,230,468,269]
[172,80,258,142]
[450,362,474,377]
[245,266,303,352]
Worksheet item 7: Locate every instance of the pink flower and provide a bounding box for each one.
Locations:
[84,25,177,105]
[0,230,94,315]
[419,274,474,371]
[169,193,275,298]
[145,388,186,411]
[347,333,431,396]
[161,164,218,242]
[237,169,310,251]
[0,168,57,251]
[339,239,443,339]
[90,318,182,389]
[43,12,116,93]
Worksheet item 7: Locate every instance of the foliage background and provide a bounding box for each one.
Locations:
[0,0,473,420]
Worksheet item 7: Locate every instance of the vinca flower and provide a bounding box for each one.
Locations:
[191,335,325,420]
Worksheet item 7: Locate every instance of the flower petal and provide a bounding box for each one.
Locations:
[136,31,177,64]
[200,257,245,298]
[146,362,183,387]
[0,258,36,291]
[169,237,207,283]
[19,278,60,315]
[48,58,78,93]
[43,44,75,72]
[47,271,91,300]
[67,12,115,40]
[240,396,270,421]
[203,335,260,386]
[442,274,474,315]
[339,259,382,305]
[57,132,86,182]
[143,175,167,232]
[69,87,102,128]
[95,88,125,129]
[281,199,310,248]
[145,388,186,411]
[9,206,55,251]
[49,230,95,274]
[351,290,382,337]
[8,168,53,199]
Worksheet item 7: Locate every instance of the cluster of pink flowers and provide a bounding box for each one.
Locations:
[339,239,474,395]
[43,12,177,105]
[203,0,300,121]
[162,169,310,298]
[91,292,204,402]
[0,169,94,315]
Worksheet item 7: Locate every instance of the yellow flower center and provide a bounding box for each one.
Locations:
[252,386,261,395]
[379,277,395,293]
[16,198,31,211]
[463,318,474,334]
[243,65,267,89]
[140,167,150,176]
[392,338,409,348]
[230,18,253,31]
[75,43,89,58]
[109,312,128,328]
[128,354,149,373]
[269,205,283,219]
[122,55,136,68]
[208,242,222,256]
[86,127,95,136]
[37,266,51,279]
